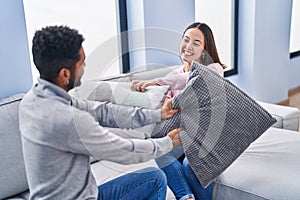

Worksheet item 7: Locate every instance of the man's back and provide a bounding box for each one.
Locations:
[19,79,98,200]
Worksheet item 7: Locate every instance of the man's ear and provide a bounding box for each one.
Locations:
[56,67,71,88]
[62,68,71,78]
[58,68,71,80]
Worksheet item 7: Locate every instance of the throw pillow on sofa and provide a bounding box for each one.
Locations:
[87,81,169,110]
[72,81,169,110]
[72,81,169,138]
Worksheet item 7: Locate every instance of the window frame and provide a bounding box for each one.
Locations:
[290,51,300,59]
[224,0,238,77]
[117,0,130,73]
[289,0,300,59]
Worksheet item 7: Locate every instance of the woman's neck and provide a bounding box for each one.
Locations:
[183,63,190,72]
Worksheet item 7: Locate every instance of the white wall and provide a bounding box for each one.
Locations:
[228,0,256,95]
[228,0,294,103]
[143,0,194,68]
[0,0,32,99]
[289,56,300,89]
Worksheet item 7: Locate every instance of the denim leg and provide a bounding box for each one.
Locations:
[97,167,167,200]
[155,147,194,200]
[183,158,212,200]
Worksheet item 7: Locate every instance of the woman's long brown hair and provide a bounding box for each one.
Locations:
[182,22,227,69]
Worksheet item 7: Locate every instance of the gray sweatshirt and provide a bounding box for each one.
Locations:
[19,78,173,200]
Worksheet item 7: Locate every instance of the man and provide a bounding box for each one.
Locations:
[19,25,181,200]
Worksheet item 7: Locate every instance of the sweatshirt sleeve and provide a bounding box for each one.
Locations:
[71,97,161,129]
[154,63,224,90]
[67,109,173,164]
[155,63,224,90]
[155,68,189,90]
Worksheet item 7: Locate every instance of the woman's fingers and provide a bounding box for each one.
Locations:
[130,80,158,92]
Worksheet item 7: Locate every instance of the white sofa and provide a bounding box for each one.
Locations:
[1,66,299,199]
[213,127,300,200]
[83,66,300,200]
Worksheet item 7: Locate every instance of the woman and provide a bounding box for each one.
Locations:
[131,22,226,200]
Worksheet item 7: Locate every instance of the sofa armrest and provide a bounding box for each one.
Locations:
[257,101,299,131]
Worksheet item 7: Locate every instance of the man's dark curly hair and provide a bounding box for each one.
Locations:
[32,25,84,82]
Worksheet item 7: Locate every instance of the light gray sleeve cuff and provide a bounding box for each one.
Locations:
[150,109,162,123]
[147,136,173,157]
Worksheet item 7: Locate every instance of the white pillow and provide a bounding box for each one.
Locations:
[72,81,169,137]
[78,81,169,110]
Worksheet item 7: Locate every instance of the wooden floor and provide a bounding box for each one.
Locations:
[289,93,300,109]
[286,87,300,131]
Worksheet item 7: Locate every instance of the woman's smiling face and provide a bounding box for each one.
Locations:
[180,27,205,66]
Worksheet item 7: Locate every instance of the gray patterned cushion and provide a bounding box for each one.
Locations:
[152,61,276,187]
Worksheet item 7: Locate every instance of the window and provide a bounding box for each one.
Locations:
[23,0,121,82]
[195,0,238,76]
[290,0,300,58]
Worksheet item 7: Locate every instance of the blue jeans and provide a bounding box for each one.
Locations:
[183,158,212,200]
[97,167,167,200]
[155,147,195,200]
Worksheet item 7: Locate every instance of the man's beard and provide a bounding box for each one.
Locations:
[73,77,82,87]
[67,76,81,91]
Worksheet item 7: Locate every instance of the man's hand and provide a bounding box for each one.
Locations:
[130,80,158,92]
[161,99,180,119]
[167,128,182,147]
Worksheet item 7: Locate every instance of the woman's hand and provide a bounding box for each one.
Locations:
[130,80,159,92]
[167,128,182,147]
[161,99,181,119]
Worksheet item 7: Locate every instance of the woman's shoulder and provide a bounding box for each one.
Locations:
[207,63,224,77]
[207,62,223,68]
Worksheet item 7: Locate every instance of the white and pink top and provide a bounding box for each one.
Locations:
[155,63,224,100]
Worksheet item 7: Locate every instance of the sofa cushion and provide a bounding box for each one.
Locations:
[0,94,28,199]
[87,81,169,110]
[72,81,169,138]
[73,81,169,110]
[91,81,169,137]
[213,127,300,200]
[71,76,131,99]
[151,61,276,187]
[258,101,300,131]
[5,190,29,200]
